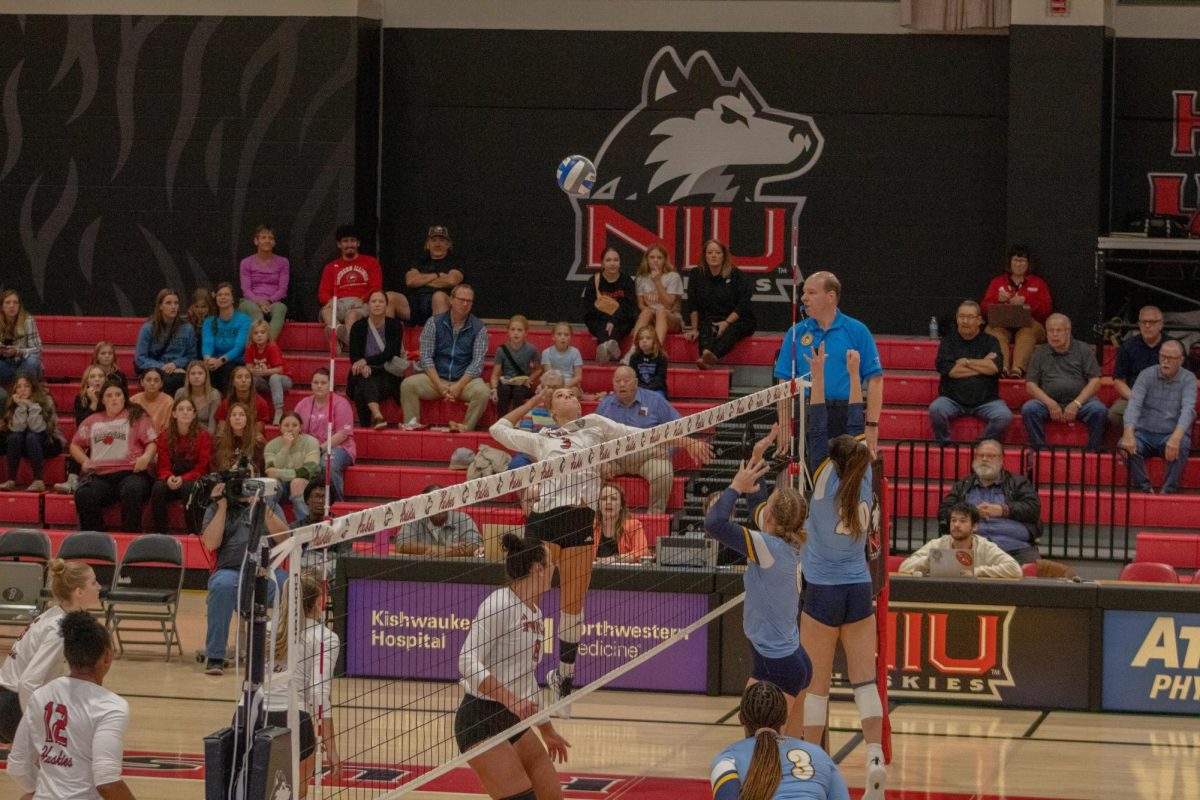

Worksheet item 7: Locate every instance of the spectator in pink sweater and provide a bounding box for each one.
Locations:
[238,224,290,342]
[292,368,356,502]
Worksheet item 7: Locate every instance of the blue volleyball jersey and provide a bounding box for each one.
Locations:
[802,458,873,585]
[710,735,850,800]
[705,488,802,658]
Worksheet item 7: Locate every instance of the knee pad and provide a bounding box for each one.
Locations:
[803,693,828,725]
[559,611,583,643]
[853,682,883,721]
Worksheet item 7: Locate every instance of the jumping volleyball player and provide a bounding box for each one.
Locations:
[711,681,850,800]
[703,423,812,737]
[491,388,711,715]
[798,345,887,800]
[456,533,569,800]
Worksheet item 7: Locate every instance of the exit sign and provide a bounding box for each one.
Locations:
[1048,0,1070,15]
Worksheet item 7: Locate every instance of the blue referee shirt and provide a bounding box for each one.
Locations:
[773,311,883,400]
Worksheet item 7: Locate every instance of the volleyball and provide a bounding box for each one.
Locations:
[556,154,597,197]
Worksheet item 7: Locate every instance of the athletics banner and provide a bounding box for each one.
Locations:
[346,579,709,692]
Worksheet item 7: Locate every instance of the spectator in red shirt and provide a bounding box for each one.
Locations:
[150,396,212,533]
[318,224,383,350]
[981,245,1053,378]
[245,320,292,425]
[214,365,271,438]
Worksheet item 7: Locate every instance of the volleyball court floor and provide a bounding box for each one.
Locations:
[2,592,1196,800]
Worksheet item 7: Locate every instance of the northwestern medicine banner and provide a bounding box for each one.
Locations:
[1103,610,1200,715]
[347,580,709,692]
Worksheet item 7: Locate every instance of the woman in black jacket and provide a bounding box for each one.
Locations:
[685,238,757,369]
[347,290,405,428]
[581,247,639,364]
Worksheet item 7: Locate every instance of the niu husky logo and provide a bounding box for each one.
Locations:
[567,46,824,303]
[885,603,1016,700]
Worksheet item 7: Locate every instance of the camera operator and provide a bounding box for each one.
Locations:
[200,481,290,676]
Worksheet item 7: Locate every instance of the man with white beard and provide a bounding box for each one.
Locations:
[936,439,1042,564]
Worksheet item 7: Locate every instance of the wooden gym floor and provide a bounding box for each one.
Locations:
[2,591,1198,800]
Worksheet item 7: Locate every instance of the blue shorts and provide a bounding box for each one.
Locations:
[803,581,874,627]
[751,646,812,697]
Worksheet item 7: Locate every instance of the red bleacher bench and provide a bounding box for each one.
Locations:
[44,493,195,532]
[0,457,67,485]
[1135,532,1200,569]
[0,492,42,524]
[37,529,212,571]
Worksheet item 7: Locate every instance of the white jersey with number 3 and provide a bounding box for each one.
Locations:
[459,587,544,705]
[6,676,130,800]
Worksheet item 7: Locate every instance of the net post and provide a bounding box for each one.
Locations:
[877,476,893,764]
[325,293,337,521]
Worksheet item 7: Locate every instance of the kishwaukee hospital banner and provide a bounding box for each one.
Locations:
[346,579,709,692]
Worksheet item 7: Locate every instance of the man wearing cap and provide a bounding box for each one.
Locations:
[390,225,464,326]
[394,483,482,557]
[318,224,385,349]
[400,283,491,431]
[595,365,682,514]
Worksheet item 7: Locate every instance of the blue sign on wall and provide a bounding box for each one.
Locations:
[1103,610,1200,714]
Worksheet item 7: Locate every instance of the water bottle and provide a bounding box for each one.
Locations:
[929,316,939,339]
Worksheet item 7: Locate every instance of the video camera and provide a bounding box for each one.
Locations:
[188,452,278,513]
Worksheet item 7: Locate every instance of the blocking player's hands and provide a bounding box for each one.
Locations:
[539,723,571,763]
[730,459,770,495]
[751,422,780,463]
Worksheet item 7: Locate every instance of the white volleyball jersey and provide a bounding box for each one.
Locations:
[264,618,341,715]
[459,587,544,704]
[0,605,67,707]
[489,415,643,513]
[6,676,130,799]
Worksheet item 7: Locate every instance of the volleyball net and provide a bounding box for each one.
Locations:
[267,380,818,799]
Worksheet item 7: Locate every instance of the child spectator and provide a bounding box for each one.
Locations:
[52,366,107,495]
[201,282,252,393]
[293,368,355,502]
[627,324,668,398]
[90,341,127,390]
[134,288,196,396]
[213,401,265,473]
[265,412,321,520]
[0,377,63,493]
[0,289,43,384]
[187,287,213,347]
[214,365,271,437]
[245,320,292,425]
[130,368,173,436]
[238,224,290,341]
[69,382,156,533]
[489,314,541,415]
[541,321,583,392]
[632,243,684,351]
[175,360,222,434]
[149,396,211,533]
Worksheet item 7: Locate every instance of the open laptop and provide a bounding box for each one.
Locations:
[928,547,975,578]
[986,303,1033,329]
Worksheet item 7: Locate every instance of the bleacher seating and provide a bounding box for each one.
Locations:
[6,316,1200,571]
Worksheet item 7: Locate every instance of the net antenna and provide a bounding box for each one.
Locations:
[786,223,810,493]
[268,380,804,799]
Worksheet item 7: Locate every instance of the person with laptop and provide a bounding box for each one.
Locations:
[937,439,1042,564]
[927,300,1012,444]
[899,502,1021,578]
[981,245,1053,378]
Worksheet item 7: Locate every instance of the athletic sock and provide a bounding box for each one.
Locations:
[867,743,884,764]
[558,611,582,684]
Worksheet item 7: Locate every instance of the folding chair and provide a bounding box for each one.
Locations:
[0,529,52,637]
[49,531,118,615]
[105,534,185,660]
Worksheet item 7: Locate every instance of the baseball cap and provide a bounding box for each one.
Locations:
[427,225,451,240]
[449,447,474,470]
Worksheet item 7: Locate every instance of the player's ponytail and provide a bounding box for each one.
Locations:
[829,434,872,540]
[737,682,788,800]
[274,569,324,662]
[501,533,546,581]
[768,488,807,549]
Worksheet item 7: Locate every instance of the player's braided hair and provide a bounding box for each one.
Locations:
[768,488,807,549]
[738,681,788,800]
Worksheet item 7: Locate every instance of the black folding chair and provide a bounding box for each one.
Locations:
[104,534,185,660]
[0,529,52,636]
